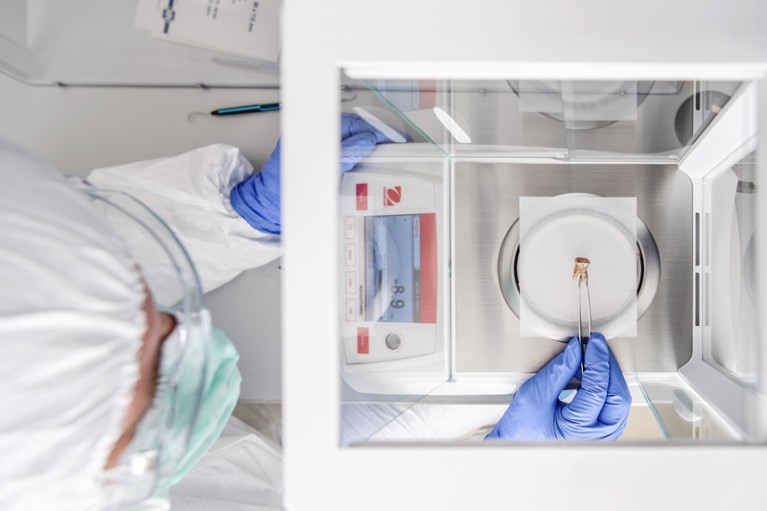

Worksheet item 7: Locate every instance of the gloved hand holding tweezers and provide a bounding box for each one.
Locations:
[485,334,631,440]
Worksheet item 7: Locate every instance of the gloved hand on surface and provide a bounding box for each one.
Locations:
[485,333,631,441]
[338,112,400,172]
[230,112,402,234]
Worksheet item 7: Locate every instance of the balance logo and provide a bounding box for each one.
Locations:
[383,186,402,207]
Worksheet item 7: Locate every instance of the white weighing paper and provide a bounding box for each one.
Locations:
[519,195,638,340]
[135,0,281,61]
[518,81,638,121]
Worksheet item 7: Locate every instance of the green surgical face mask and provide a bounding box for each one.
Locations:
[119,323,242,511]
[74,181,242,511]
[161,324,242,490]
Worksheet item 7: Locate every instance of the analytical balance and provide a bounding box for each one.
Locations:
[337,77,765,444]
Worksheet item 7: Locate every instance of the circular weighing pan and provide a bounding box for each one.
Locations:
[498,194,661,340]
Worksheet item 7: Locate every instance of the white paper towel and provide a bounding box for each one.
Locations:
[519,194,638,339]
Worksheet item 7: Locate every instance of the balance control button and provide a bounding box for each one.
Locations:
[345,244,356,266]
[345,272,357,294]
[345,299,356,321]
[385,332,402,351]
[344,217,356,239]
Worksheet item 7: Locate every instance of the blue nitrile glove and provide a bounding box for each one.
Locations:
[338,112,398,172]
[230,139,282,235]
[230,112,400,234]
[486,333,631,441]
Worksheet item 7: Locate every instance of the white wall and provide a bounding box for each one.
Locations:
[0,71,283,400]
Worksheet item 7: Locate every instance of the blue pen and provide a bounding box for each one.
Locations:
[210,102,280,116]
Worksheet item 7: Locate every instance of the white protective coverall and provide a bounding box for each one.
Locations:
[87,145,284,510]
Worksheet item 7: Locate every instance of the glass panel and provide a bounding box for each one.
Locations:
[339,74,449,445]
[343,392,511,443]
[352,78,740,161]
[704,151,760,389]
[341,385,439,446]
[635,376,740,442]
[567,81,741,161]
[346,375,743,444]
[341,78,451,154]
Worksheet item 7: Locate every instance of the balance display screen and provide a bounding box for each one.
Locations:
[364,214,436,323]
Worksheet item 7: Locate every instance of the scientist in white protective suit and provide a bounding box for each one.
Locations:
[0,112,631,510]
[0,113,393,511]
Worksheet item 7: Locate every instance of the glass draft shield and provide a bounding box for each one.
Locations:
[337,75,766,446]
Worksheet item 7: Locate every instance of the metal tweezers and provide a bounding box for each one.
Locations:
[573,257,592,374]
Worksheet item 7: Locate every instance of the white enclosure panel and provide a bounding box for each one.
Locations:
[282,1,767,509]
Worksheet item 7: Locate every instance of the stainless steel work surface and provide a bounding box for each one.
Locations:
[453,162,692,373]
